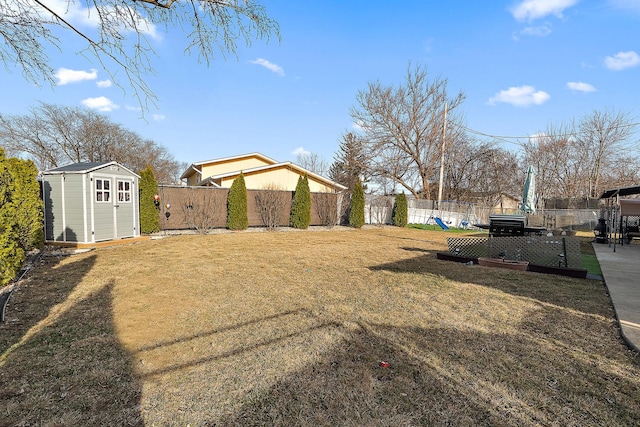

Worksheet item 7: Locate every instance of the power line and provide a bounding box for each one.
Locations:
[461,120,640,145]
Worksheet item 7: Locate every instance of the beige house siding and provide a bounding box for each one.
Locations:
[491,194,521,214]
[218,165,339,192]
[186,175,198,186]
[201,156,274,179]
[182,153,277,185]
[181,153,346,192]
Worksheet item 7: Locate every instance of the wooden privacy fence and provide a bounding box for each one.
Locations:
[156,185,342,230]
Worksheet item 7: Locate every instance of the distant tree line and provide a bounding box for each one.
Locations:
[327,64,639,207]
[0,103,184,184]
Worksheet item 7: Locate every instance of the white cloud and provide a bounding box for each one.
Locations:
[82,96,119,112]
[608,0,640,14]
[153,114,166,121]
[422,38,435,53]
[96,79,112,88]
[55,67,97,85]
[292,147,310,157]
[40,0,158,39]
[511,0,579,21]
[125,105,142,111]
[604,51,640,70]
[567,81,596,92]
[44,0,101,28]
[487,85,550,107]
[250,58,285,76]
[527,133,547,143]
[520,22,553,36]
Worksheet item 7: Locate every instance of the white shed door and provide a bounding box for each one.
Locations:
[115,179,136,238]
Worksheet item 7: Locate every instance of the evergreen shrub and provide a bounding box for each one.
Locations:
[392,192,408,227]
[349,180,365,228]
[226,173,249,230]
[0,149,44,286]
[290,175,311,229]
[139,166,160,234]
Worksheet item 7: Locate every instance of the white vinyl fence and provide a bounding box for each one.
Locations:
[364,195,601,230]
[364,196,484,229]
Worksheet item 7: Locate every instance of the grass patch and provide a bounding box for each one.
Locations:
[407,223,478,233]
[581,253,602,276]
[1,227,638,426]
[576,231,603,276]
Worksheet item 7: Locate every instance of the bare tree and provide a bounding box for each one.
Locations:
[522,122,580,202]
[295,151,329,176]
[0,103,182,182]
[522,113,638,200]
[577,109,637,197]
[443,137,491,201]
[313,192,339,227]
[180,187,226,234]
[350,64,465,199]
[0,0,280,107]
[254,184,288,230]
[601,156,640,190]
[470,146,520,212]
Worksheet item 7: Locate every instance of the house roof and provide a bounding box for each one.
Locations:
[600,185,640,199]
[199,161,347,191]
[42,161,140,177]
[180,152,279,180]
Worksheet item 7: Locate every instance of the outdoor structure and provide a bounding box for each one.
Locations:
[488,193,521,214]
[599,184,640,250]
[180,152,346,193]
[41,162,140,244]
[620,199,640,244]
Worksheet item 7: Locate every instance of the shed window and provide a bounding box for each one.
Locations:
[96,179,111,202]
[117,180,132,203]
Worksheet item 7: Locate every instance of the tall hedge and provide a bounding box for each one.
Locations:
[0,149,44,286]
[139,166,160,234]
[290,175,311,229]
[349,180,365,228]
[226,173,248,230]
[392,192,408,227]
[7,158,44,250]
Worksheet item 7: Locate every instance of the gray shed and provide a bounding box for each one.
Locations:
[41,162,140,244]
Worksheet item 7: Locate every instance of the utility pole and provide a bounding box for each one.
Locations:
[436,102,447,210]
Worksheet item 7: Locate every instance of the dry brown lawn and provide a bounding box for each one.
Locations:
[1,227,639,426]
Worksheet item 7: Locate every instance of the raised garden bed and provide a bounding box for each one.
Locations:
[436,252,588,278]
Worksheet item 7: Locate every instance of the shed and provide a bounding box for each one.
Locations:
[41,162,140,244]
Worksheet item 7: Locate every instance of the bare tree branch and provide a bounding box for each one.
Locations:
[0,0,280,109]
[0,103,183,182]
[351,63,465,198]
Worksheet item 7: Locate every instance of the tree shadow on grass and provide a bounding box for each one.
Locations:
[370,250,612,317]
[210,314,640,426]
[0,255,143,426]
[1,254,96,350]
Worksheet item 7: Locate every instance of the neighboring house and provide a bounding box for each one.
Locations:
[180,152,346,193]
[41,162,140,244]
[491,192,521,214]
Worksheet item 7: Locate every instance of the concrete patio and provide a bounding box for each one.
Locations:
[592,241,640,352]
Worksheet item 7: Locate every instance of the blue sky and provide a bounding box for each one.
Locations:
[1,0,639,170]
